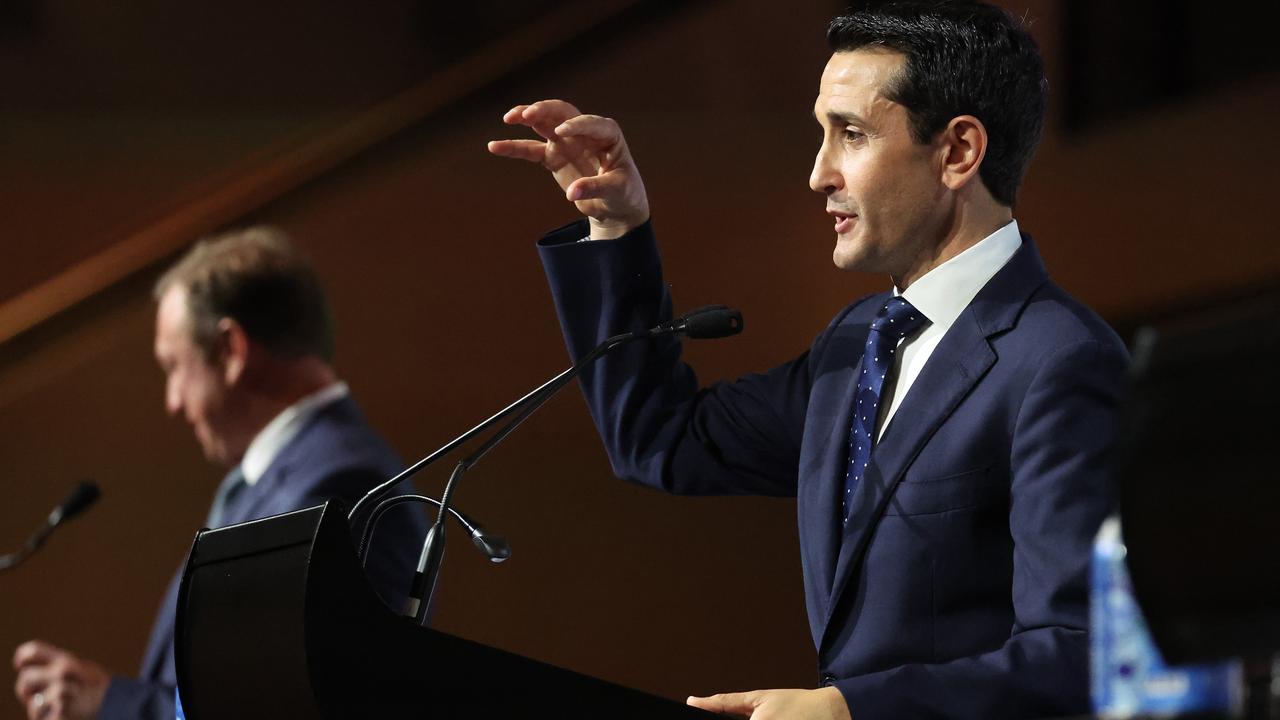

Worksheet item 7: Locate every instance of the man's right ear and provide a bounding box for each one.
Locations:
[214,317,250,386]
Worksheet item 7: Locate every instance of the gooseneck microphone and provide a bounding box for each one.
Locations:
[356,493,510,567]
[0,481,101,572]
[375,304,743,624]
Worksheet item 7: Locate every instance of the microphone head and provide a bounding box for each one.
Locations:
[58,481,101,523]
[470,531,512,563]
[680,306,744,339]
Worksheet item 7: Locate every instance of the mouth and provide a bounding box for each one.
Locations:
[827,209,857,235]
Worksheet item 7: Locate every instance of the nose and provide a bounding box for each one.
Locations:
[809,140,841,195]
[165,377,182,418]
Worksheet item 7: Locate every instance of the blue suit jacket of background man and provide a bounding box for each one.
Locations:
[99,396,426,720]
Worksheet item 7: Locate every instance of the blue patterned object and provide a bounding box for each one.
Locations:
[843,297,928,524]
[175,688,185,720]
[1091,516,1243,716]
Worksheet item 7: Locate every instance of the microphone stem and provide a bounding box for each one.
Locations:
[0,521,55,573]
[407,461,465,623]
[350,368,570,527]
[406,331,643,624]
[448,330,639,471]
[349,330,642,527]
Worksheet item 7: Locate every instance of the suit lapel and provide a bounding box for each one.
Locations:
[817,236,1048,651]
[222,397,352,524]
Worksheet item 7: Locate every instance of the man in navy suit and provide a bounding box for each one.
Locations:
[490,2,1127,718]
[12,228,425,720]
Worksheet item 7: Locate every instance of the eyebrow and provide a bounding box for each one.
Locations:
[813,108,873,130]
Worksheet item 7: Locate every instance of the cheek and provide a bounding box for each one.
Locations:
[841,153,886,203]
[868,157,930,213]
[181,375,216,419]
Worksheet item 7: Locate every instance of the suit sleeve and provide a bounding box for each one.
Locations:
[99,677,174,720]
[833,337,1128,719]
[537,219,812,498]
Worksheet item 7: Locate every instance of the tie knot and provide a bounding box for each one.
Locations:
[870,297,927,339]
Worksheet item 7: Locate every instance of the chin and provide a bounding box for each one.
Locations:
[196,436,225,466]
[834,228,903,276]
[831,236,872,272]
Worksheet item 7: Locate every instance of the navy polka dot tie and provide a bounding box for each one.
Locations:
[843,297,928,525]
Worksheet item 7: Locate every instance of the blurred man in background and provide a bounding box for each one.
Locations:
[13,227,425,720]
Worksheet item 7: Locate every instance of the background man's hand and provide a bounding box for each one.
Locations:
[687,686,851,720]
[487,99,650,240]
[12,641,109,720]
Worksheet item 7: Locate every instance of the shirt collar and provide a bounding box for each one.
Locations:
[240,381,350,485]
[898,219,1022,331]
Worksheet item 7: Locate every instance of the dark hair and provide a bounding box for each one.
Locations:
[154,226,335,362]
[828,1,1047,206]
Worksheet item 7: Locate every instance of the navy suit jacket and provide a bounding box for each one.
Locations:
[98,395,426,720]
[538,220,1128,719]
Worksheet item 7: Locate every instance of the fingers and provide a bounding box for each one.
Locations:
[504,99,583,140]
[25,689,49,720]
[554,114,623,147]
[518,99,582,125]
[486,139,547,163]
[14,649,109,720]
[20,676,66,720]
[687,691,759,717]
[492,98,648,233]
[13,641,55,671]
[501,104,530,124]
[501,101,617,147]
[24,681,61,717]
[13,644,88,699]
[491,102,612,165]
[15,666,50,703]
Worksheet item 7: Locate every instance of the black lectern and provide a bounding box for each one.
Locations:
[175,501,714,718]
[1119,289,1280,665]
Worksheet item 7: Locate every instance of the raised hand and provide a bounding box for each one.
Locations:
[488,99,649,240]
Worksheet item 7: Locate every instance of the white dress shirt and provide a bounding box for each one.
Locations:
[240,381,350,485]
[875,220,1023,441]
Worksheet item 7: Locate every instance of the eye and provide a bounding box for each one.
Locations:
[841,127,865,143]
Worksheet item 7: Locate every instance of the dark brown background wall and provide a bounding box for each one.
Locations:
[1,1,1278,717]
